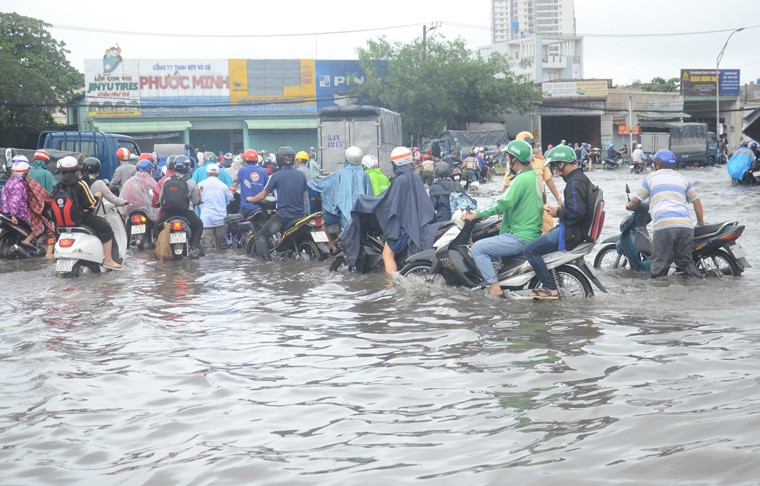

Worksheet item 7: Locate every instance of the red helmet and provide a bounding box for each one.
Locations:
[116,147,131,161]
[243,149,259,163]
[138,152,155,162]
[34,149,50,162]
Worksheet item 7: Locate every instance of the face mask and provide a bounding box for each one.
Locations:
[11,172,23,178]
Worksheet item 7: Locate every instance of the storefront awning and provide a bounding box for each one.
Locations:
[245,119,319,130]
[742,107,760,141]
[92,120,192,133]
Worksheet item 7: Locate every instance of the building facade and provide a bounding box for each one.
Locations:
[492,0,576,43]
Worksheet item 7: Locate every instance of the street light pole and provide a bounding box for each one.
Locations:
[716,28,744,139]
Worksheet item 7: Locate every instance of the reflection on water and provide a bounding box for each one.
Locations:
[1,167,760,484]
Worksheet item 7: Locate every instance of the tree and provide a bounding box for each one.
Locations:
[351,36,539,144]
[641,76,679,93]
[0,12,84,147]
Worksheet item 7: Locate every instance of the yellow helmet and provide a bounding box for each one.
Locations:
[516,131,534,144]
[295,150,309,161]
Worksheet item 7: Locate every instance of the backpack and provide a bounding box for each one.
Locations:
[160,175,190,210]
[582,183,605,243]
[50,183,84,227]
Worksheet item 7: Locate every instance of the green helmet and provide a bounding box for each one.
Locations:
[545,145,577,164]
[505,139,533,164]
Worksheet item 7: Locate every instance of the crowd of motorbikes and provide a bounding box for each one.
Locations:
[0,148,751,297]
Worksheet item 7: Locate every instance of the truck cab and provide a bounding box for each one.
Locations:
[37,131,141,180]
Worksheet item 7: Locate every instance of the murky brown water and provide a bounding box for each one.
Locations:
[2,166,760,484]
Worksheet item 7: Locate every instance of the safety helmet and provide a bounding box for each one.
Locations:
[295,150,309,162]
[653,149,677,167]
[116,147,131,161]
[233,154,244,166]
[390,146,414,166]
[136,160,153,172]
[243,149,259,163]
[345,146,363,165]
[34,150,49,162]
[750,142,758,150]
[505,140,533,164]
[545,145,577,165]
[166,154,178,170]
[224,152,232,160]
[516,131,534,146]
[608,143,614,148]
[205,163,220,175]
[275,145,296,167]
[59,155,80,171]
[361,154,379,169]
[138,152,155,163]
[560,139,567,145]
[433,161,452,179]
[11,160,30,173]
[82,157,102,174]
[174,154,191,173]
[11,154,29,165]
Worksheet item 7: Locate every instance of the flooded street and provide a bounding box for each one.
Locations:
[2,165,760,484]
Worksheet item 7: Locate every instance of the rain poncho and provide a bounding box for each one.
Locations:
[343,164,436,266]
[308,163,372,230]
[365,168,390,196]
[29,159,56,193]
[1,175,30,221]
[120,171,159,221]
[727,148,755,181]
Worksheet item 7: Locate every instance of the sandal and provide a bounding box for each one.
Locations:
[529,288,559,300]
[102,262,124,271]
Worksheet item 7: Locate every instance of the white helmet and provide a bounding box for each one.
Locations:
[205,163,220,175]
[361,155,379,169]
[345,146,363,165]
[11,160,30,173]
[390,146,413,166]
[59,155,79,171]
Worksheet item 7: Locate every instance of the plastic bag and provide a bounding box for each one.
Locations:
[154,222,174,260]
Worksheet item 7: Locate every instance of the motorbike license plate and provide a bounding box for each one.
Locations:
[311,231,329,243]
[55,259,74,272]
[131,224,146,235]
[169,232,187,244]
[729,244,746,260]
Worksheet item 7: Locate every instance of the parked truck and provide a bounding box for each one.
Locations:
[37,131,141,180]
[317,105,402,175]
[639,122,720,167]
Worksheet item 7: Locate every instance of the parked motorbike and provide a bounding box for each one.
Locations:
[399,213,607,298]
[0,213,47,258]
[125,210,154,250]
[54,201,127,276]
[225,199,276,250]
[593,187,750,276]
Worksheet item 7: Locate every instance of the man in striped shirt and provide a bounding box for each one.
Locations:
[625,149,705,278]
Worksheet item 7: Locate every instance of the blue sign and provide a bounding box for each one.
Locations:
[315,60,386,110]
[720,69,740,95]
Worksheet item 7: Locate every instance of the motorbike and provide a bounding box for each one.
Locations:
[399,212,607,298]
[125,210,154,250]
[54,200,128,277]
[165,216,196,259]
[593,187,750,277]
[603,153,625,170]
[243,208,331,261]
[630,153,652,174]
[0,213,47,258]
[225,198,277,250]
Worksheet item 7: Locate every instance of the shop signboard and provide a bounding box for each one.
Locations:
[680,68,740,96]
[542,80,608,99]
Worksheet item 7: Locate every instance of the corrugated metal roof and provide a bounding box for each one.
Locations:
[92,120,192,133]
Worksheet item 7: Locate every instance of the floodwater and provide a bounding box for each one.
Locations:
[1,166,760,485]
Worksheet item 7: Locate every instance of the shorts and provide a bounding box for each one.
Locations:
[386,227,410,254]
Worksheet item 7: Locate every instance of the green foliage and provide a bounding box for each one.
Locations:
[641,76,679,93]
[352,35,539,142]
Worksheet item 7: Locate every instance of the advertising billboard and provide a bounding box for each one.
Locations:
[680,69,741,96]
[542,80,608,99]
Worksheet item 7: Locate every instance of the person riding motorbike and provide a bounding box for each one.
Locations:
[625,149,705,278]
[429,162,460,223]
[109,147,135,196]
[461,139,543,298]
[247,146,308,261]
[82,157,128,215]
[119,159,159,222]
[29,150,56,193]
[52,156,124,269]
[307,146,372,232]
[361,155,390,196]
[523,145,593,300]
[230,149,269,219]
[153,155,204,258]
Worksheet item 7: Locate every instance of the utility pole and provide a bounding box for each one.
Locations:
[422,22,439,62]
[716,28,744,140]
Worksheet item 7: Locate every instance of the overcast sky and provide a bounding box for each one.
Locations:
[3,0,760,86]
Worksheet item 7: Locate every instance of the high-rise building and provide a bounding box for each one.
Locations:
[492,0,576,43]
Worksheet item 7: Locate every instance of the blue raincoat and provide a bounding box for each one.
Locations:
[308,163,372,230]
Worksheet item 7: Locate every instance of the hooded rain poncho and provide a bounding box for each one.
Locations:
[120,171,159,221]
[308,163,372,230]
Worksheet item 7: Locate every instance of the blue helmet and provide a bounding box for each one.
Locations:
[653,149,677,167]
[136,160,152,172]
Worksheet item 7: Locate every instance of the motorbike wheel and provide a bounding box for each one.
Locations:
[70,261,101,277]
[329,254,347,272]
[593,244,629,270]
[398,260,447,285]
[529,265,593,298]
[695,250,742,277]
[297,240,319,260]
[0,234,19,258]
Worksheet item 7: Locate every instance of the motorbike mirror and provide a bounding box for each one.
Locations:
[625,184,630,194]
[4,148,13,170]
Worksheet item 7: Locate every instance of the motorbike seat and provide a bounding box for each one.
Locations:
[58,225,96,236]
[1,214,31,231]
[224,213,244,225]
[693,222,734,240]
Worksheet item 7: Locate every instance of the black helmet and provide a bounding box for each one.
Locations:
[433,161,451,179]
[166,154,178,170]
[174,155,190,173]
[275,145,295,167]
[82,157,101,175]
